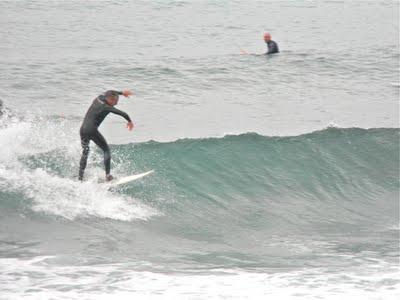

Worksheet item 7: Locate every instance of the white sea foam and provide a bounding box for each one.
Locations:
[0,256,399,300]
[0,114,157,221]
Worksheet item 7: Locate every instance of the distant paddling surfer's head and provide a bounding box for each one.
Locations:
[263,32,272,42]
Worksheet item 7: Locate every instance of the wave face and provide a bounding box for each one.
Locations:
[119,127,399,225]
[1,116,398,229]
[4,119,397,219]
[0,116,399,298]
[1,115,397,252]
[121,127,400,257]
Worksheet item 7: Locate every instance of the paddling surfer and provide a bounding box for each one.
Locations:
[78,90,134,181]
[240,32,279,55]
[263,32,279,55]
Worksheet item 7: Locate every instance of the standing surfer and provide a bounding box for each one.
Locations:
[78,90,134,181]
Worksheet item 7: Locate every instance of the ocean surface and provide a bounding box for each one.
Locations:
[0,0,399,299]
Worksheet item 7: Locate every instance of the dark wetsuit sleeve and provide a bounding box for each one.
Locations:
[266,41,279,55]
[106,106,132,122]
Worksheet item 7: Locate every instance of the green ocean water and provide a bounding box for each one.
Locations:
[1,126,398,259]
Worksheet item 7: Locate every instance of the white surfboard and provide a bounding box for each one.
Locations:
[109,170,154,187]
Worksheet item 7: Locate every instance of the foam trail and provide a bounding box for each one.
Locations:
[0,113,156,221]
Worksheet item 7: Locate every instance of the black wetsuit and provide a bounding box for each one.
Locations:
[79,92,131,180]
[266,40,279,55]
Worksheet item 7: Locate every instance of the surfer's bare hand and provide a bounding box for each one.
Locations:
[127,121,134,131]
[122,89,133,97]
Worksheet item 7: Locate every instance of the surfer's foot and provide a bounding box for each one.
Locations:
[105,174,114,182]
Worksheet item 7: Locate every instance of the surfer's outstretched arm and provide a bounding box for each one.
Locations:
[106,106,131,122]
[103,89,134,131]
[106,106,134,131]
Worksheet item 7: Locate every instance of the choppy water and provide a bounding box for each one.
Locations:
[0,0,399,299]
